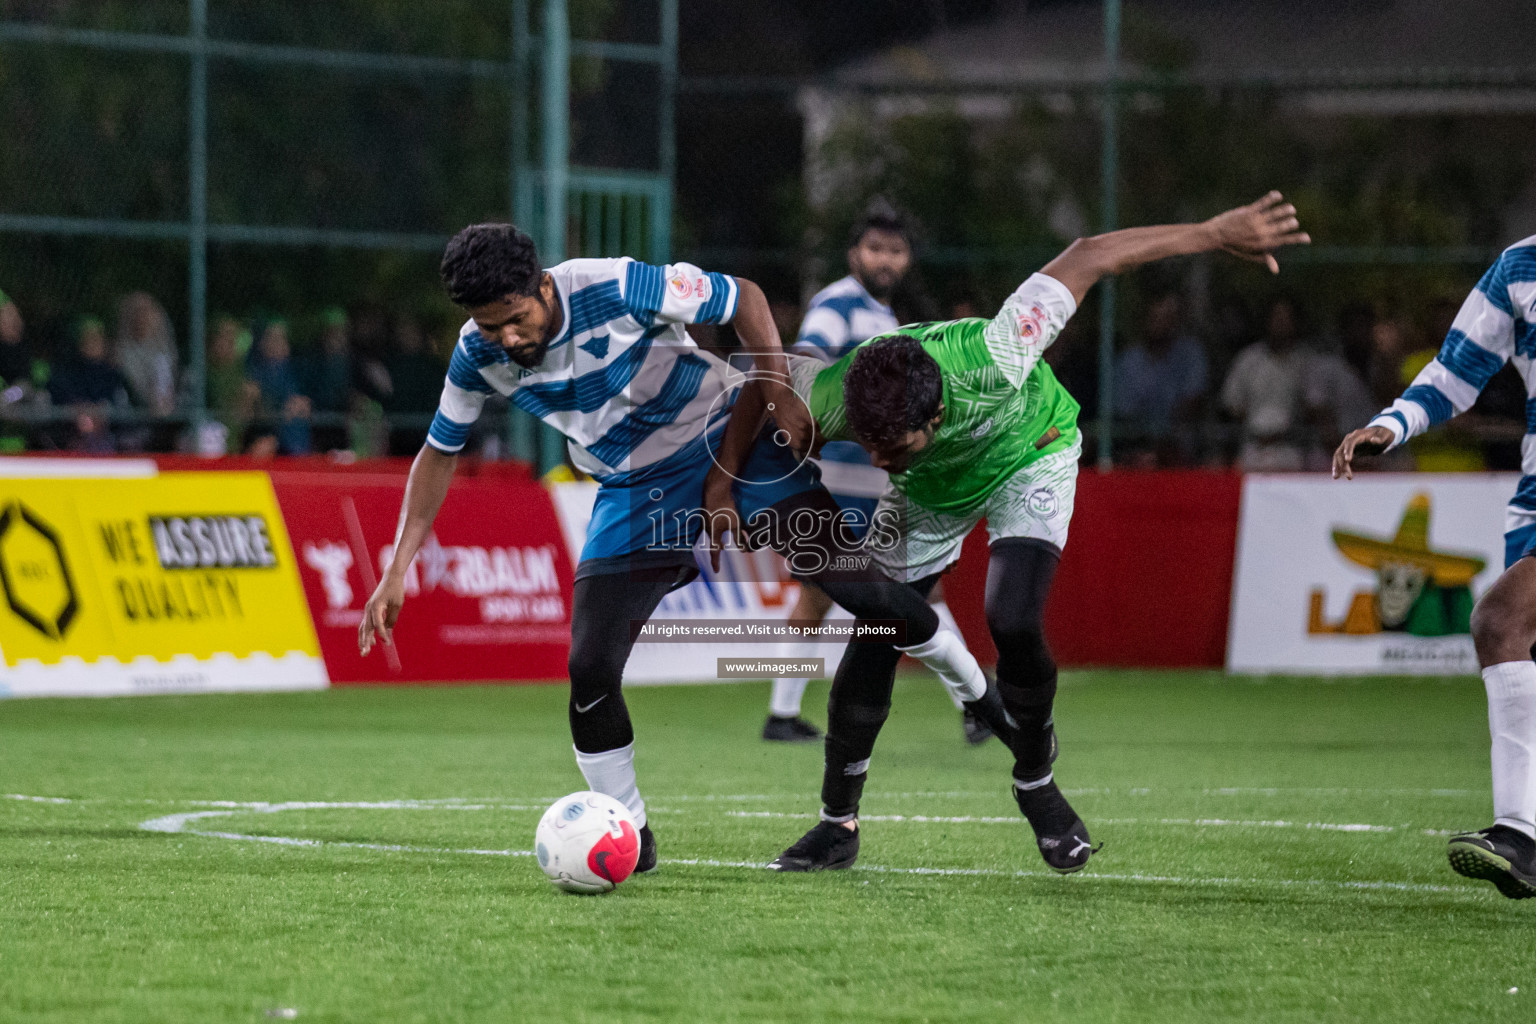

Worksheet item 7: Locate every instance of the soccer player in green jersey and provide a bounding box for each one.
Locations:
[704,192,1308,873]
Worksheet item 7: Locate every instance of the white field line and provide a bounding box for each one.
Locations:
[127,800,1486,899]
[137,804,537,858]
[6,786,1482,806]
[723,810,1458,835]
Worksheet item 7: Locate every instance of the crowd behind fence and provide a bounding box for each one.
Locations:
[0,266,1523,473]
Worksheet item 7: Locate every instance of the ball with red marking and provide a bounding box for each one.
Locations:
[534,791,641,894]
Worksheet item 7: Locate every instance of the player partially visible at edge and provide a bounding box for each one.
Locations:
[706,193,1309,874]
[1334,237,1536,899]
[357,225,1006,877]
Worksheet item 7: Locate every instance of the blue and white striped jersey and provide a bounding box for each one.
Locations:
[1370,235,1536,558]
[428,258,740,479]
[791,275,898,364]
[791,275,899,478]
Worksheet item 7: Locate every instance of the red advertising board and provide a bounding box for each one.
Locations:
[271,470,573,684]
[946,470,1243,668]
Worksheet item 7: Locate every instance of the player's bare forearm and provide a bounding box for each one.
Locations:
[360,444,457,654]
[1042,192,1310,305]
[388,444,458,578]
[729,277,814,451]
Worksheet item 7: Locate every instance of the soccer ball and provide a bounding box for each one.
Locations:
[534,791,641,894]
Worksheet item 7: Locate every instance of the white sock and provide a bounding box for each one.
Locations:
[930,601,967,709]
[1483,661,1536,839]
[572,743,646,829]
[770,677,810,718]
[898,628,986,704]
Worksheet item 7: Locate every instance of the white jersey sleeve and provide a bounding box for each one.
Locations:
[426,337,495,454]
[982,272,1078,389]
[1368,241,1533,448]
[793,304,852,362]
[619,260,739,328]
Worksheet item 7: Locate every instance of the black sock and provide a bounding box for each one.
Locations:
[962,681,1018,747]
[819,638,899,818]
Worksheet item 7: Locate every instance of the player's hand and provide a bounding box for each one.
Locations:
[702,469,742,574]
[1331,425,1395,480]
[1207,191,1311,273]
[762,381,817,455]
[359,574,405,655]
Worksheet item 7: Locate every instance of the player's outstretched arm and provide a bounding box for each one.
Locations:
[359,444,458,654]
[1041,191,1310,305]
[729,277,816,454]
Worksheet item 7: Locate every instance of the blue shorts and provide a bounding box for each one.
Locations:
[577,422,822,579]
[1505,504,1536,569]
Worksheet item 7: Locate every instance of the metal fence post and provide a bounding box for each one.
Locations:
[653,0,677,263]
[1095,0,1120,471]
[538,0,569,473]
[188,0,209,434]
[506,0,535,464]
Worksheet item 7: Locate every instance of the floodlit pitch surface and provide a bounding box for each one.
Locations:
[1,672,1531,1022]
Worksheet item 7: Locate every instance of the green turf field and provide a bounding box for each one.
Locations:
[0,670,1530,1023]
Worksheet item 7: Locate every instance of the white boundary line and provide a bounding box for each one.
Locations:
[113,798,1492,900]
[725,810,1457,835]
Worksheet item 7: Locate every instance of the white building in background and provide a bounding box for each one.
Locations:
[798,0,1536,231]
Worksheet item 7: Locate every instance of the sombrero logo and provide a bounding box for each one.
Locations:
[1307,492,1486,638]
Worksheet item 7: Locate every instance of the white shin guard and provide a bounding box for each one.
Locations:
[572,742,647,829]
[898,628,987,704]
[930,601,969,710]
[1482,661,1536,839]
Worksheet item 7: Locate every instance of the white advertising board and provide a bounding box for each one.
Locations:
[1228,473,1518,675]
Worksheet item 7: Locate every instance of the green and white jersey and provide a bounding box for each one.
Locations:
[790,272,1081,515]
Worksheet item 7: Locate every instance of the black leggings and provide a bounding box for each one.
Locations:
[821,537,1061,817]
[566,487,943,755]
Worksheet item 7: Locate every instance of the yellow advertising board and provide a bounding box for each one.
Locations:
[0,470,327,696]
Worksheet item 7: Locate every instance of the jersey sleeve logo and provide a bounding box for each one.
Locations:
[668,273,712,301]
[1016,302,1049,344]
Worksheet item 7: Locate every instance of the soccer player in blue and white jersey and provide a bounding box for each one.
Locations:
[357,224,1008,874]
[1335,237,1536,898]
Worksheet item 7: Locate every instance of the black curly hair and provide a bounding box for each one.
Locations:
[843,335,943,448]
[440,223,543,307]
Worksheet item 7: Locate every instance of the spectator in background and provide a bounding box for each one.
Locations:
[1113,289,1208,466]
[203,315,259,454]
[114,292,178,416]
[48,317,131,453]
[1221,295,1311,470]
[247,320,311,455]
[0,289,31,391]
[299,307,356,451]
[0,289,41,452]
[1301,302,1378,470]
[383,314,443,455]
[1368,316,1410,408]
